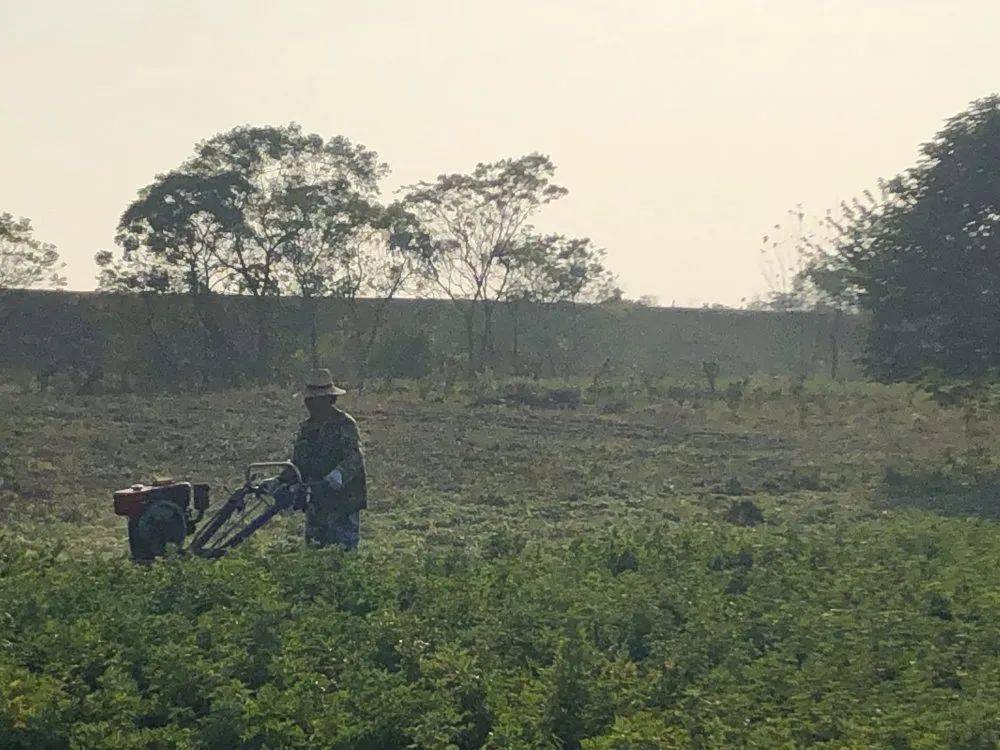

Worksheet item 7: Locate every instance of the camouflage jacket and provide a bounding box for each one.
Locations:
[286,408,367,516]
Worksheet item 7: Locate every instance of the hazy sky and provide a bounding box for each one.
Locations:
[2,1,998,305]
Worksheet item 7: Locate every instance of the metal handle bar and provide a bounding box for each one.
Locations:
[245,461,302,485]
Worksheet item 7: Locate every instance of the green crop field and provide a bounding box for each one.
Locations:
[2,377,1000,748]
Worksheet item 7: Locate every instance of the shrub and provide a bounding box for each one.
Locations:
[366,330,433,380]
[2,517,1000,747]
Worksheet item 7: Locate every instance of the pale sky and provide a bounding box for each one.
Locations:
[2,1,997,306]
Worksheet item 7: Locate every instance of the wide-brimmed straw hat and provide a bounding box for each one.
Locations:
[305,368,346,398]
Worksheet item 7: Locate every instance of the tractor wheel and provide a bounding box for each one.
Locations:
[128,500,187,561]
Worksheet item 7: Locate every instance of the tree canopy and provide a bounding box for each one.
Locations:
[112,124,387,298]
[508,233,619,306]
[401,154,617,367]
[101,124,406,377]
[98,129,619,378]
[802,95,1000,380]
[0,213,65,291]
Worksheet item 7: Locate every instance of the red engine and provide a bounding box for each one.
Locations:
[113,480,209,519]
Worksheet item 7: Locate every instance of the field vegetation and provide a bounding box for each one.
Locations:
[5,94,1000,748]
[2,377,1000,747]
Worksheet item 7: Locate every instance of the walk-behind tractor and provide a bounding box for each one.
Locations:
[113,462,311,561]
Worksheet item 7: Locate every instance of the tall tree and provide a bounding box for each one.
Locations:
[111,124,388,380]
[1,213,65,333]
[505,234,618,374]
[0,213,65,291]
[814,95,1000,379]
[401,154,567,369]
[283,197,423,372]
[510,234,618,305]
[115,171,247,294]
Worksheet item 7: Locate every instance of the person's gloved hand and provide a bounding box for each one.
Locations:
[324,468,344,490]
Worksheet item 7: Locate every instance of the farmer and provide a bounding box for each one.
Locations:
[276,369,367,550]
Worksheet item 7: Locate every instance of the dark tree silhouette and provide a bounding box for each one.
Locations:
[106,124,389,379]
[817,95,1000,380]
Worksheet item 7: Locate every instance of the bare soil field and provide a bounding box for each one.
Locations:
[1,378,991,555]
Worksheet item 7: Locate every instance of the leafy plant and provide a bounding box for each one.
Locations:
[3,517,1000,748]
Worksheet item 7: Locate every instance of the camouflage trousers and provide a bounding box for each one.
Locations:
[305,507,360,550]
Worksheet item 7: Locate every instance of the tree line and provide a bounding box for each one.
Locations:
[6,95,1000,385]
[87,125,618,382]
